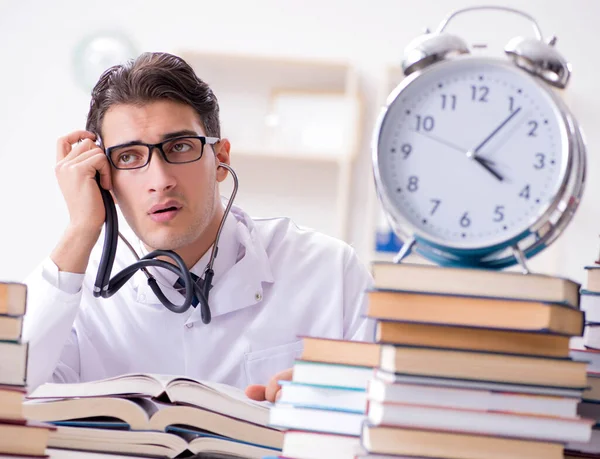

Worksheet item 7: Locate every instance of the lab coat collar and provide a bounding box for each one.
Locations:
[131,204,274,321]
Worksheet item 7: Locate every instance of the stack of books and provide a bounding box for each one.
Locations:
[269,261,597,459]
[24,372,284,458]
[566,264,600,458]
[358,261,594,459]
[268,336,381,458]
[0,281,53,457]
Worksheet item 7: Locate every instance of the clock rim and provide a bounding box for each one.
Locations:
[372,55,582,260]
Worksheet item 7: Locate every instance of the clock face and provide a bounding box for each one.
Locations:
[375,57,570,251]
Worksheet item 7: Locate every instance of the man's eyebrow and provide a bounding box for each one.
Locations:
[107,130,202,149]
[161,130,200,140]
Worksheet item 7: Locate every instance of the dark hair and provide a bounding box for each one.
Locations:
[86,52,220,139]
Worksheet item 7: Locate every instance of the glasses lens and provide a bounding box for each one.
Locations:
[110,145,149,169]
[163,137,204,163]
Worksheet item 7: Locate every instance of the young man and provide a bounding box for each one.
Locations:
[23,52,374,402]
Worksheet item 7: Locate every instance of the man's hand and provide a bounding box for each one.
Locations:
[245,368,293,403]
[51,130,112,274]
[55,130,112,234]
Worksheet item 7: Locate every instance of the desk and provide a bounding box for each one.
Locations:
[0,449,254,459]
[0,450,147,459]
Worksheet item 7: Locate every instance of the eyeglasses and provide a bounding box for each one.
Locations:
[105,136,220,170]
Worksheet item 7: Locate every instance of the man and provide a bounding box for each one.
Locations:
[22,52,374,402]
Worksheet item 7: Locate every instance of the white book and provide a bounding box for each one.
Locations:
[278,381,366,413]
[580,291,600,322]
[293,360,374,389]
[269,404,364,436]
[374,369,584,398]
[368,400,594,443]
[283,431,363,459]
[368,378,578,418]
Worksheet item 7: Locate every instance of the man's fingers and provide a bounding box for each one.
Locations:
[59,148,112,191]
[264,379,280,403]
[265,368,293,403]
[56,130,96,161]
[244,384,266,401]
[66,147,104,165]
[244,368,294,403]
[96,156,113,191]
[64,138,98,161]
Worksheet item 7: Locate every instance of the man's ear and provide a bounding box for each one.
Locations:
[214,138,231,183]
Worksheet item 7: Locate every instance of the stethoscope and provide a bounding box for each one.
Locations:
[93,163,238,324]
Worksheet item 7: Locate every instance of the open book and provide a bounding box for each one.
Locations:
[24,373,283,452]
[48,425,280,459]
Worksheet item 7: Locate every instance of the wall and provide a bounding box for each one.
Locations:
[0,0,598,284]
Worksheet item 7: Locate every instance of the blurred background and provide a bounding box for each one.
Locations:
[0,0,598,283]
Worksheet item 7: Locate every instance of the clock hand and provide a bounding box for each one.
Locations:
[413,130,504,181]
[473,156,503,181]
[472,107,522,154]
[412,130,468,154]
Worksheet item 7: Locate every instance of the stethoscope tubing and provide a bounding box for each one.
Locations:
[93,163,238,324]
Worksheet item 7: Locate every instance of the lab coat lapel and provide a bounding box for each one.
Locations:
[132,205,274,322]
[187,209,274,323]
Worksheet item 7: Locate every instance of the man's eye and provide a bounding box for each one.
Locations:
[172,142,191,153]
[118,152,141,164]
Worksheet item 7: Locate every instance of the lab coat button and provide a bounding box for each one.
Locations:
[255,292,262,301]
[185,323,193,329]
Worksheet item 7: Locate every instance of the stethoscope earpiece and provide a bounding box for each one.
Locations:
[93,161,239,323]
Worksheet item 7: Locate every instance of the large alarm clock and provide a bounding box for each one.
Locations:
[372,6,586,272]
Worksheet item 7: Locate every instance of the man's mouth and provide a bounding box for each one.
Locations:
[153,206,178,214]
[149,201,182,222]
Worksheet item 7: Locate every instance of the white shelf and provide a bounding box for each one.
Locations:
[179,50,363,241]
[233,148,354,163]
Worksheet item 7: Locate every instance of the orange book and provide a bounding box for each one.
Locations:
[367,290,583,336]
[375,321,571,358]
[300,336,381,367]
[371,262,580,308]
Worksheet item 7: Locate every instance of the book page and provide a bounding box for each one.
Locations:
[164,380,273,426]
[27,373,164,399]
[168,378,272,407]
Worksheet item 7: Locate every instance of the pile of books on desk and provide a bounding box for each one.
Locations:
[566,263,600,458]
[269,262,594,459]
[24,372,284,458]
[0,281,53,457]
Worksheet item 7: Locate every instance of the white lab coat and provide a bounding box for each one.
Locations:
[23,205,375,393]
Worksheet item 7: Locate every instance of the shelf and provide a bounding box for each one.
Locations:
[178,50,363,241]
[231,149,354,163]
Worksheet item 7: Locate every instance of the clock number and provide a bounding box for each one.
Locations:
[508,96,516,113]
[430,199,441,215]
[471,85,489,102]
[519,185,531,200]
[460,212,471,228]
[534,153,545,169]
[493,205,505,222]
[416,115,435,132]
[528,121,538,137]
[401,143,412,159]
[441,94,457,110]
[407,176,419,192]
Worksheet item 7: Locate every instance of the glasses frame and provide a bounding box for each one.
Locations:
[105,135,220,170]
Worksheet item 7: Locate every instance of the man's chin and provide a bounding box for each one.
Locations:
[141,231,188,253]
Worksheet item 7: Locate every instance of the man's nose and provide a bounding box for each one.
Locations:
[146,147,176,193]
